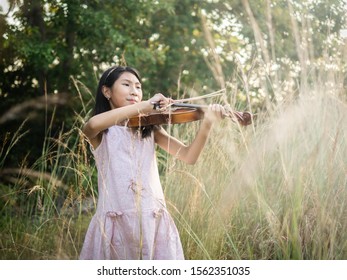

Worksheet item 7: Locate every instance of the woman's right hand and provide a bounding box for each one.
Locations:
[147,93,173,112]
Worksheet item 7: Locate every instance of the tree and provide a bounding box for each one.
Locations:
[1,0,229,167]
[2,0,345,168]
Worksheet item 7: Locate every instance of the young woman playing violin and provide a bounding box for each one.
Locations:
[80,65,229,260]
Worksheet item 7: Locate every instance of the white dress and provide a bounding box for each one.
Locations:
[79,125,184,259]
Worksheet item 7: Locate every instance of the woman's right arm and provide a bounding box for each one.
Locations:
[82,101,150,148]
[83,94,170,148]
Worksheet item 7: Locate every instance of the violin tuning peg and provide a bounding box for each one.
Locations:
[240,112,253,126]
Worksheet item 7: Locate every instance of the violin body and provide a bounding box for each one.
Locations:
[127,103,252,128]
[127,107,204,128]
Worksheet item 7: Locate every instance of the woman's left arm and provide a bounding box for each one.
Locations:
[154,104,225,165]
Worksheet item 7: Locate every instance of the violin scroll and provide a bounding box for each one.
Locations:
[223,105,252,126]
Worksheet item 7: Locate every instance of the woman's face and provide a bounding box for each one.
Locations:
[106,72,143,109]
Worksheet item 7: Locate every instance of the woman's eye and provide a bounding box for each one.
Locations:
[123,83,129,86]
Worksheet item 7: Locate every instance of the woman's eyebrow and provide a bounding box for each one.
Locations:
[120,78,141,85]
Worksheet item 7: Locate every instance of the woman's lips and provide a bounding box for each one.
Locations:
[127,99,138,104]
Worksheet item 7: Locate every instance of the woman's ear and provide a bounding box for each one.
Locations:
[102,85,111,100]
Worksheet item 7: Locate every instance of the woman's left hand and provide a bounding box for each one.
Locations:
[203,104,226,124]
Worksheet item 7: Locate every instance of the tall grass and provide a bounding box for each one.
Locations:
[1,2,346,259]
[1,84,345,259]
[163,89,346,259]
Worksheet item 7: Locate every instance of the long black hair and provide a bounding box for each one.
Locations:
[94,66,156,138]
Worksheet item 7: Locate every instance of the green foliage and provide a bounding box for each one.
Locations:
[1,0,228,167]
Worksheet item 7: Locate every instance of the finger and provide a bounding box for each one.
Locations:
[209,104,215,111]
[215,104,225,119]
[220,106,227,118]
[211,104,219,112]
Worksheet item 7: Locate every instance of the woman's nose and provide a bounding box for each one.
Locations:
[130,87,140,96]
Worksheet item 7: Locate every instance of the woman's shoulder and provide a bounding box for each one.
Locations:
[87,126,118,151]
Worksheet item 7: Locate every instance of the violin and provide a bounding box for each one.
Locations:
[127,103,253,128]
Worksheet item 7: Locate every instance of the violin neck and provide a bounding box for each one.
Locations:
[171,103,252,126]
